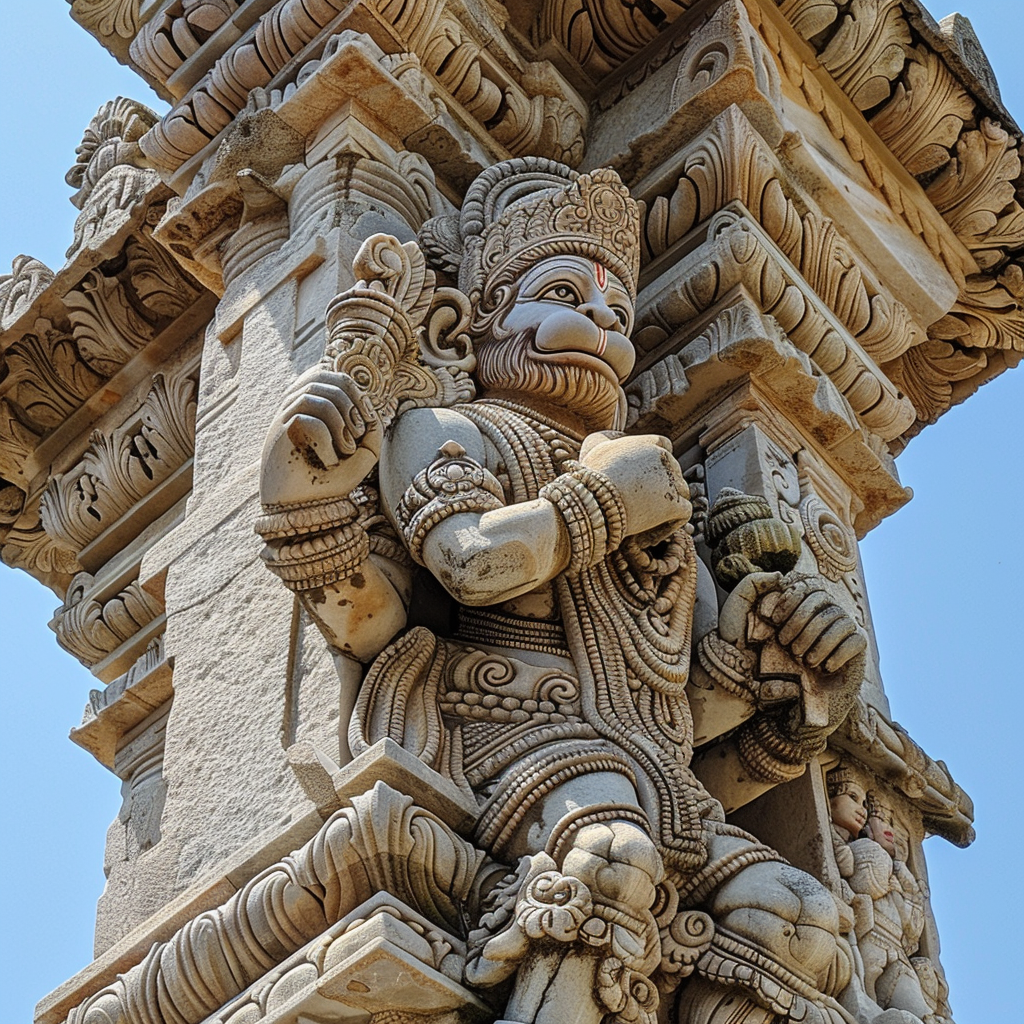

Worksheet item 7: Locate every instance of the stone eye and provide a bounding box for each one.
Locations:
[543,283,580,303]
[611,307,630,329]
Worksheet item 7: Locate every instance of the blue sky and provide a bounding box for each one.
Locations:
[0,4,1021,1022]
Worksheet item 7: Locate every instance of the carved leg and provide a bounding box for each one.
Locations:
[471,810,664,1024]
[672,829,857,1024]
[675,977,776,1024]
[875,959,932,1023]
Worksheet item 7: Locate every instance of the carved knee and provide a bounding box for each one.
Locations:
[558,821,664,973]
[709,862,850,998]
[562,821,663,907]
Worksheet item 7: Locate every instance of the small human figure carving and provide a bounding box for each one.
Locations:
[827,767,952,1024]
[258,158,871,1024]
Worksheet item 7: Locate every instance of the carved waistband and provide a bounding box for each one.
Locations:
[454,606,572,659]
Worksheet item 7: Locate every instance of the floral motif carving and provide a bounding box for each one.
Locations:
[66,98,158,210]
[40,368,197,554]
[817,0,910,112]
[884,339,988,427]
[777,0,839,42]
[748,3,974,287]
[535,0,698,80]
[926,118,1024,271]
[2,319,105,433]
[0,519,81,585]
[70,0,141,39]
[799,491,858,582]
[0,256,55,332]
[870,45,976,178]
[930,266,1024,353]
[52,572,163,668]
[0,400,40,488]
[130,0,241,81]
[63,237,202,378]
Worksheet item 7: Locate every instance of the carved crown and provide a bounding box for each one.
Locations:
[421,158,642,303]
[826,764,863,799]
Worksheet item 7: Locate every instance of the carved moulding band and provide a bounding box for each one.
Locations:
[64,782,489,1024]
[40,367,197,556]
[138,0,584,176]
[637,203,916,441]
[636,105,927,367]
[831,697,974,846]
[625,295,910,536]
[51,571,163,669]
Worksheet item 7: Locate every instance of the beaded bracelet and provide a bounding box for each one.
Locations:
[539,462,628,575]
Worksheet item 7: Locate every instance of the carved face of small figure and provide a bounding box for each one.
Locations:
[866,811,898,857]
[830,781,868,838]
[499,256,636,383]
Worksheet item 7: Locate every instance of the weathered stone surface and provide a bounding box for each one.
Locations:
[6,3,1021,1024]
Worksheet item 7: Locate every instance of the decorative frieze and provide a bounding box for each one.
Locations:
[137,0,587,178]
[817,0,911,112]
[639,106,926,367]
[40,366,197,556]
[51,571,163,669]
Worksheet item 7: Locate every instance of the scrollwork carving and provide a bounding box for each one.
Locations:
[0,256,54,332]
[798,492,858,582]
[40,368,197,554]
[52,572,163,668]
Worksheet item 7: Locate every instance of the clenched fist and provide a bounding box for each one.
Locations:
[764,575,866,676]
[260,366,382,507]
[579,432,692,541]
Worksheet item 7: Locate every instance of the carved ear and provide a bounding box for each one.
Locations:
[422,286,476,374]
[419,213,463,276]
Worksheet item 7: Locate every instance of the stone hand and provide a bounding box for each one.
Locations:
[579,432,692,539]
[260,366,382,507]
[280,366,381,467]
[763,576,867,675]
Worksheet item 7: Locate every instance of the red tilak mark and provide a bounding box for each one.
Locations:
[597,328,608,356]
[594,262,608,291]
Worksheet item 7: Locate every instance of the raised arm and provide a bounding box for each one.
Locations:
[258,366,410,662]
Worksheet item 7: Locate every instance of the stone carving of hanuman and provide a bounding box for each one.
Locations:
[258,159,874,1024]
